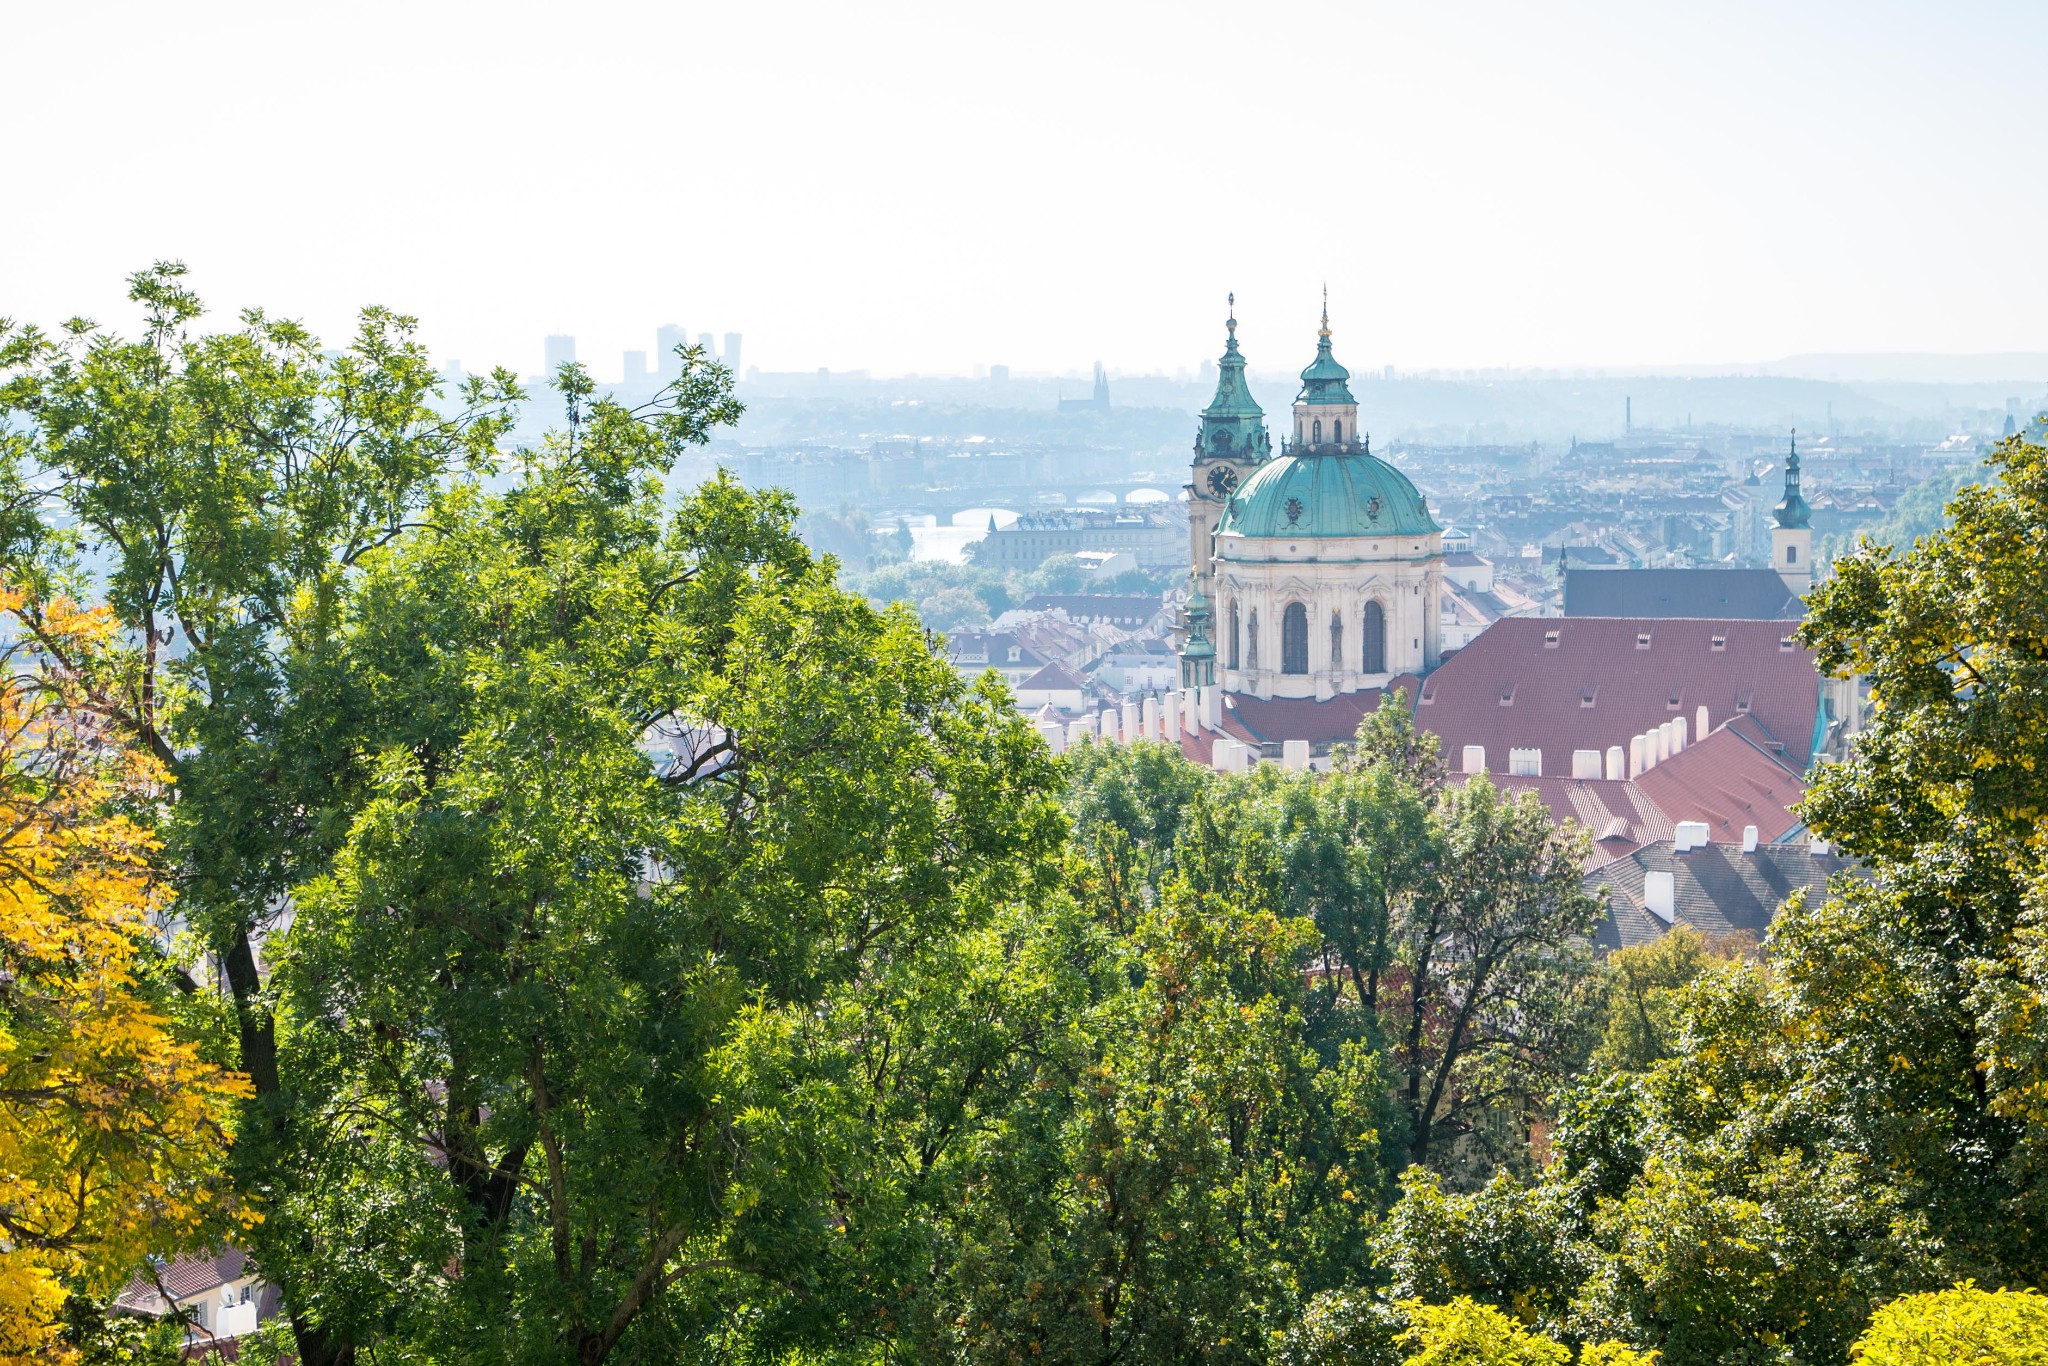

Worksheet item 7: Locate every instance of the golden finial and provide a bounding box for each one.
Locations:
[1227,291,1236,337]
[1319,283,1331,340]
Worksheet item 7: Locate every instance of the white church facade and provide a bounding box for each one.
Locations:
[1182,297,1444,700]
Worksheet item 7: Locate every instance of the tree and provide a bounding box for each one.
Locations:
[0,266,538,1365]
[915,859,1385,1365]
[1789,426,2048,1281]
[257,389,1064,1362]
[0,592,248,1360]
[1850,1282,2048,1364]
[1385,771,1598,1174]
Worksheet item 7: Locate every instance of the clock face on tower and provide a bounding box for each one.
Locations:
[1206,464,1240,498]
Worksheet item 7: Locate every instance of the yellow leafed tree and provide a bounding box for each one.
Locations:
[0,591,250,1363]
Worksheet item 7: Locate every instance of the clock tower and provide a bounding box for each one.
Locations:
[1187,295,1271,591]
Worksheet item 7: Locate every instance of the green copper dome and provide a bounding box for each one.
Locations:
[1217,446,1439,540]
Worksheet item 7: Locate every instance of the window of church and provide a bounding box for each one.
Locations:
[1312,419,1322,444]
[1228,603,1240,670]
[1281,603,1309,675]
[1334,419,1343,443]
[1361,600,1385,674]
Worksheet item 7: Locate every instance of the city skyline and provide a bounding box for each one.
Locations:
[7,1,2047,379]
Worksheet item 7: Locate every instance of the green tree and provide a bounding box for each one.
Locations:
[0,265,543,1366]
[262,422,1063,1359]
[1850,1282,2048,1364]
[1790,426,2048,1282]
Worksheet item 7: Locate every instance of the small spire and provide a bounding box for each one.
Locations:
[1226,291,1236,339]
[1319,284,1331,340]
[1788,427,1800,470]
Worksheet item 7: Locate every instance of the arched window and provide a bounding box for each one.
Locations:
[1313,418,1323,445]
[1228,602,1241,669]
[1361,600,1385,674]
[1333,419,1343,444]
[1282,603,1309,675]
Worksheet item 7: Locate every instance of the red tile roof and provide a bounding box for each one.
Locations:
[1415,616,1820,778]
[1630,724,1805,847]
[115,1248,247,1312]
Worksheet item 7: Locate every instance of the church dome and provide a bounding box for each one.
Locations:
[1217,448,1440,540]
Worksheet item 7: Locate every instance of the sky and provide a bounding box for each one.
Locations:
[5,0,2046,381]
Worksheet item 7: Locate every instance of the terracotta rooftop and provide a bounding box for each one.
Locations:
[1415,616,1822,778]
[115,1248,247,1313]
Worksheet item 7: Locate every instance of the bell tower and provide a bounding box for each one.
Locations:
[1772,429,1813,596]
[1188,294,1270,588]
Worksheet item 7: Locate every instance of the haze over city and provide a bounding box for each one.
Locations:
[10,4,2048,1363]
[8,0,2048,379]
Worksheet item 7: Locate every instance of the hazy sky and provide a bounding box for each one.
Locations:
[6,0,2046,380]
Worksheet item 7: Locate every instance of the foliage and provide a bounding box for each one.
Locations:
[1396,1297,1570,1366]
[1590,927,1715,1074]
[1850,1282,2048,1364]
[0,592,249,1362]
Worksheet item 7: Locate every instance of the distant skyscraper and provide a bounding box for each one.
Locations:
[697,332,715,362]
[722,332,742,374]
[656,324,686,378]
[989,364,1010,383]
[543,334,577,375]
[623,350,649,387]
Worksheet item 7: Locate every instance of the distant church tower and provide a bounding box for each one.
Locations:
[1183,296,1272,687]
[1772,430,1813,596]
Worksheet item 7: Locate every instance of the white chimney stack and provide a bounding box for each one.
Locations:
[1572,749,1603,779]
[1068,719,1093,749]
[1200,685,1222,730]
[1606,745,1626,780]
[1696,704,1710,739]
[1462,744,1487,775]
[1630,734,1646,777]
[1741,824,1758,852]
[1282,739,1311,771]
[1038,720,1066,755]
[1644,870,1677,923]
[1211,737,1238,773]
[1142,696,1160,739]
[1163,693,1181,738]
[1674,820,1711,852]
[1674,716,1688,752]
[1121,701,1142,744]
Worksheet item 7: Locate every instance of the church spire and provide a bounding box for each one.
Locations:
[1195,293,1269,461]
[1774,428,1811,529]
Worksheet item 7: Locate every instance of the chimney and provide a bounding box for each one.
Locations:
[1674,820,1711,852]
[1696,703,1710,738]
[1606,744,1625,780]
[1038,720,1066,755]
[1282,739,1311,771]
[1644,870,1676,923]
[1572,749,1603,779]
[1067,719,1092,749]
[1462,744,1487,775]
[1200,685,1222,731]
[1809,836,1831,856]
[1673,716,1688,751]
[1741,824,1759,852]
[1211,737,1239,773]
[1629,734,1646,778]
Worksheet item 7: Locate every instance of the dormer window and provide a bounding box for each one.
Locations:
[1711,633,1727,651]
[1008,647,1021,662]
[1779,636,1796,653]
[1636,631,1653,650]
[1544,630,1560,648]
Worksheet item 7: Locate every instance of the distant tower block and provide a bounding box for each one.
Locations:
[722,332,743,374]
[697,332,716,361]
[543,334,577,374]
[623,351,649,387]
[657,324,687,378]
